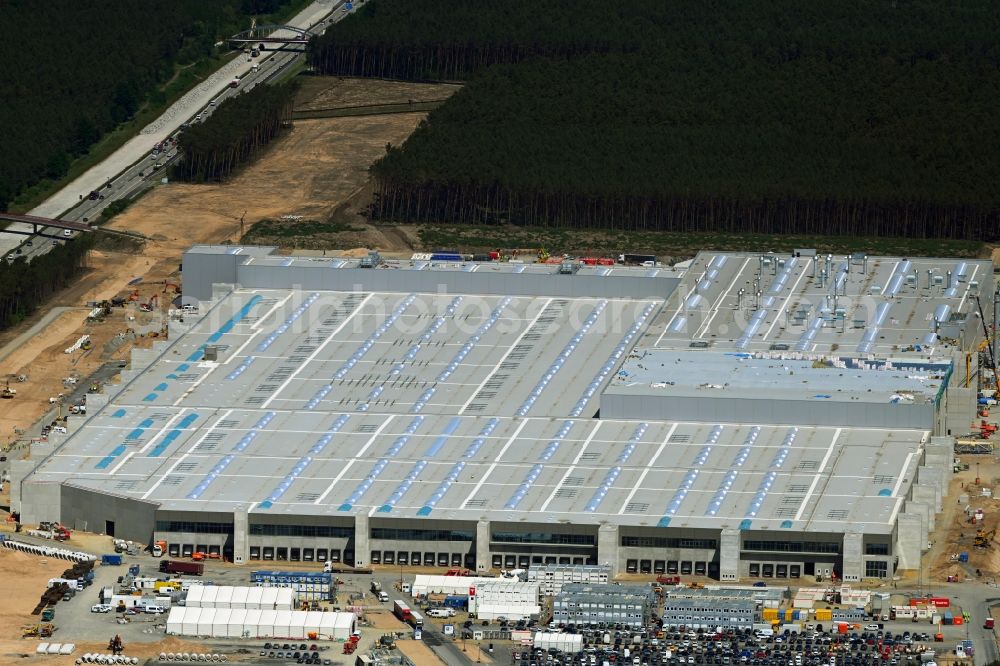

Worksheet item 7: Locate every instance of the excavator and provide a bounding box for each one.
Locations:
[162,281,181,294]
[974,528,996,548]
[139,294,159,312]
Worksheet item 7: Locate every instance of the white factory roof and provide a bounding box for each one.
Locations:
[609,350,951,405]
[24,250,959,534]
[646,252,990,356]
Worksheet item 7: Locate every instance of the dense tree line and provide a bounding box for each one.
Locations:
[173,82,299,182]
[0,0,300,211]
[0,235,96,330]
[313,0,1000,240]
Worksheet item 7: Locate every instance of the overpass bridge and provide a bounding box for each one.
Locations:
[0,213,146,243]
[0,213,93,240]
[229,24,315,52]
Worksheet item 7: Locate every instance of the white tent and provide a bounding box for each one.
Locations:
[257,609,278,637]
[476,602,540,621]
[197,607,215,635]
[330,612,356,640]
[166,607,186,635]
[303,611,324,636]
[182,608,201,636]
[165,607,357,640]
[275,587,295,610]
[247,587,264,609]
[244,609,264,637]
[411,575,495,597]
[231,586,249,609]
[215,586,234,609]
[212,608,232,636]
[185,585,204,608]
[187,584,291,610]
[534,633,583,653]
[273,609,294,638]
[226,608,248,638]
[260,587,279,609]
[201,586,219,607]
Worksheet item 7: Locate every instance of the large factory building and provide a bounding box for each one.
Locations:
[12,246,990,581]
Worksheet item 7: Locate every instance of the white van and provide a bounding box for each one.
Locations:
[141,604,165,614]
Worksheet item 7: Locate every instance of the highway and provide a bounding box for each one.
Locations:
[1,0,354,262]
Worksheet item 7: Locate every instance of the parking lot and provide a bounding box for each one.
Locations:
[510,626,951,666]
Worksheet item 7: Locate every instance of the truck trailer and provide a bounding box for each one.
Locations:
[159,560,203,576]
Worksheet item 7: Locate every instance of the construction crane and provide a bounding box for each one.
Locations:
[974,296,1000,396]
[974,528,996,548]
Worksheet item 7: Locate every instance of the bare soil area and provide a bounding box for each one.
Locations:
[0,548,218,665]
[296,76,461,111]
[929,454,1000,583]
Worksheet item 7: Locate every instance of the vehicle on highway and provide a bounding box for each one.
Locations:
[62,229,72,237]
[154,163,163,170]
[26,239,32,246]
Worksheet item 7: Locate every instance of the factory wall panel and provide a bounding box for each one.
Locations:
[59,483,158,542]
[232,265,678,300]
[183,252,243,301]
[600,393,934,429]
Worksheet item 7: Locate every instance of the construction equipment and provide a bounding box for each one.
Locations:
[2,380,15,399]
[162,282,181,294]
[127,289,140,302]
[975,528,996,548]
[139,294,159,312]
[108,634,124,655]
[975,296,1000,396]
[22,623,54,638]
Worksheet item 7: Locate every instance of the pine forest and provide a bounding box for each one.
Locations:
[310,0,1000,240]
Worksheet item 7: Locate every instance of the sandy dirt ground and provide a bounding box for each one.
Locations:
[0,548,216,665]
[397,639,448,666]
[296,76,461,111]
[0,250,161,453]
[928,453,1000,584]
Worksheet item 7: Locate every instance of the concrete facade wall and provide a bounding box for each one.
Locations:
[182,247,680,302]
[942,386,978,436]
[60,484,159,542]
[895,513,924,570]
[601,392,935,429]
[236,265,678,300]
[182,252,243,301]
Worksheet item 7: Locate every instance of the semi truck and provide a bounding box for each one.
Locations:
[159,560,204,576]
[393,600,412,623]
[618,253,656,266]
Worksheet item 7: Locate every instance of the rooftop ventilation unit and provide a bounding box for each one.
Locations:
[559,261,580,275]
[359,250,382,268]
